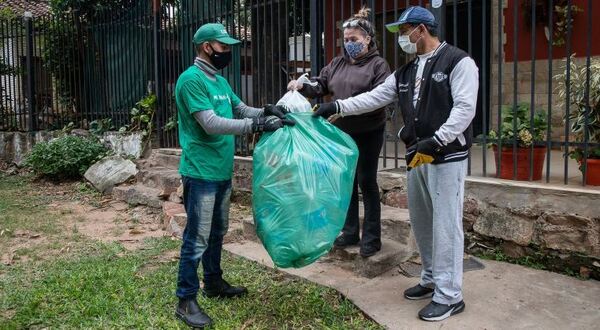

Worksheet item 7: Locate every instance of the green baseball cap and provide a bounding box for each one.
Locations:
[193,23,241,45]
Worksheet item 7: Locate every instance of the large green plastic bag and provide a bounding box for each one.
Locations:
[252,112,359,268]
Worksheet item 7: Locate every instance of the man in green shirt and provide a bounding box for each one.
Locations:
[174,23,294,328]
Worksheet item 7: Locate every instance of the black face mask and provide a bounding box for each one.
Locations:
[208,44,232,70]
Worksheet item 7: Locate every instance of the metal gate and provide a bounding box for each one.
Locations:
[1,1,598,186]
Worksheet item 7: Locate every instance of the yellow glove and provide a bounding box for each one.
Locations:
[408,153,435,169]
[406,136,444,170]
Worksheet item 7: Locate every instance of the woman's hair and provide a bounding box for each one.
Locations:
[343,6,377,48]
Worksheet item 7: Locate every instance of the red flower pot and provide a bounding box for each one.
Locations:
[582,158,600,186]
[493,146,546,181]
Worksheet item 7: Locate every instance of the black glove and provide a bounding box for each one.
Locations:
[405,145,417,171]
[407,135,445,169]
[252,116,295,133]
[312,101,340,119]
[263,104,289,119]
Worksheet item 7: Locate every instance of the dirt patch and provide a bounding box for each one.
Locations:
[1,230,50,266]
[136,249,180,276]
[55,201,168,250]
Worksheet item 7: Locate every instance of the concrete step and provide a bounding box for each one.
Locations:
[326,239,415,278]
[137,166,181,197]
[359,203,414,246]
[144,148,181,170]
[242,216,258,241]
[112,184,163,208]
[157,148,182,156]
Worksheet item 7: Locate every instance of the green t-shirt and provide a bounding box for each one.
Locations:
[175,65,242,180]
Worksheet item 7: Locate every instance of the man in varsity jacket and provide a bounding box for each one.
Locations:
[314,6,479,322]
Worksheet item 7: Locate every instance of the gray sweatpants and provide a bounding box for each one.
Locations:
[407,159,467,305]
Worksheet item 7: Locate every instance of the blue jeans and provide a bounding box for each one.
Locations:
[176,176,232,299]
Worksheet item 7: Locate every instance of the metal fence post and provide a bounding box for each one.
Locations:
[24,11,36,132]
[309,0,324,88]
[153,0,164,147]
[430,0,446,41]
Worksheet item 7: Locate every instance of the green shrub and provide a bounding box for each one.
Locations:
[24,135,109,179]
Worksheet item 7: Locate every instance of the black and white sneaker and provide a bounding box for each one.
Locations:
[403,284,434,300]
[418,300,465,322]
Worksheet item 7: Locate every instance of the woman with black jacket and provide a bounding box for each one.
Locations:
[288,7,391,257]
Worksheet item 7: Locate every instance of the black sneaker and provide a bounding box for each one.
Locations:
[333,234,359,248]
[403,284,434,300]
[202,279,248,298]
[359,244,381,257]
[418,300,465,322]
[175,298,212,328]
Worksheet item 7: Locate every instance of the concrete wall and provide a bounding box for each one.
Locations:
[0,130,60,165]
[378,169,600,277]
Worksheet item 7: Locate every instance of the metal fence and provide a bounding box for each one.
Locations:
[0,0,598,186]
[0,2,154,132]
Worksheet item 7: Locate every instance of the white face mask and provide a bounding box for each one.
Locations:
[397,27,420,54]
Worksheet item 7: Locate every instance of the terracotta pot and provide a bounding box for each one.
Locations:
[493,146,546,181]
[582,158,600,186]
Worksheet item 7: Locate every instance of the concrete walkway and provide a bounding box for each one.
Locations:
[225,241,600,330]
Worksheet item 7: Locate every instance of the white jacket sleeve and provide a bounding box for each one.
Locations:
[434,57,479,145]
[337,73,398,116]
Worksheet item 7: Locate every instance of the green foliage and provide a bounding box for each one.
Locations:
[49,0,137,17]
[0,56,18,130]
[24,135,109,179]
[555,56,600,163]
[164,113,178,131]
[120,94,156,139]
[0,56,16,76]
[487,103,548,148]
[552,4,583,47]
[478,249,547,271]
[0,115,18,130]
[60,121,76,134]
[89,118,114,136]
[0,1,15,20]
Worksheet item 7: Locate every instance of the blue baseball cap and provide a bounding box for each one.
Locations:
[385,6,437,33]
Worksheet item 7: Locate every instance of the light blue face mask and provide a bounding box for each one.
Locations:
[344,41,365,59]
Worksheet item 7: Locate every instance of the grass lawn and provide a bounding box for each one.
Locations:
[0,174,382,329]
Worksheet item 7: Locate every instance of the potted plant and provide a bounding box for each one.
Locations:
[556,57,600,185]
[488,103,548,181]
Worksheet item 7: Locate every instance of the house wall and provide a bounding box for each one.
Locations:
[1,37,24,118]
[490,0,599,141]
